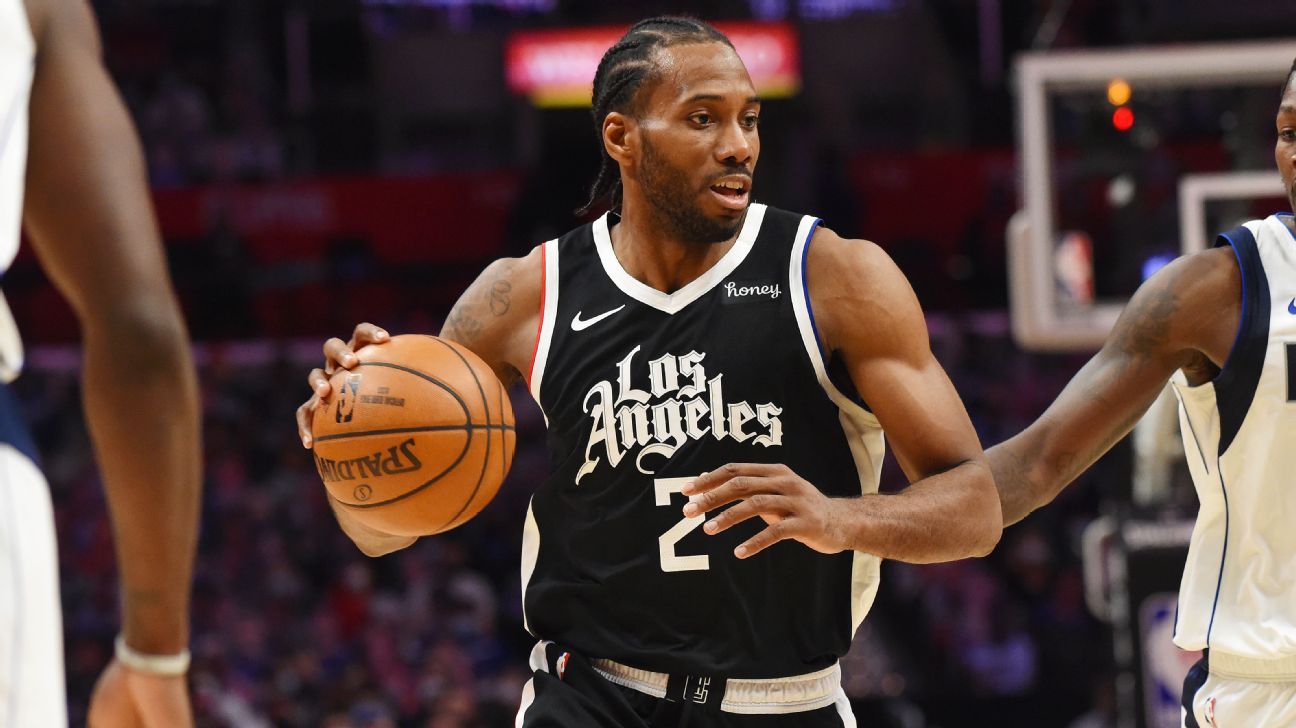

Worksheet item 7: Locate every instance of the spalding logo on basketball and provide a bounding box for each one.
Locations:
[311,335,516,537]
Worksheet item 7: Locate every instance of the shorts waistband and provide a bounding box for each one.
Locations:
[1209,651,1296,682]
[589,658,841,715]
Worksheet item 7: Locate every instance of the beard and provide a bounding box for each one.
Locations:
[639,134,747,245]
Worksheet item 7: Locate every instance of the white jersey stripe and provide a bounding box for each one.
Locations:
[512,641,550,728]
[519,498,540,636]
[787,215,885,636]
[527,239,559,415]
[833,688,857,727]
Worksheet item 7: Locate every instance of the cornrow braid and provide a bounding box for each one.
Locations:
[576,16,734,217]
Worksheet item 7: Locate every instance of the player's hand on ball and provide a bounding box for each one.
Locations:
[296,322,390,448]
[88,658,193,728]
[682,463,853,558]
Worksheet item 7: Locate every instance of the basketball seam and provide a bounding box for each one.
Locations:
[425,337,493,531]
[313,423,514,444]
[497,379,507,486]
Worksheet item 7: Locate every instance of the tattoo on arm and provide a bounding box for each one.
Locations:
[443,306,484,345]
[490,280,512,316]
[444,274,514,345]
[1112,280,1179,360]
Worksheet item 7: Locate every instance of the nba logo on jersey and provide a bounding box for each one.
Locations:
[555,652,570,680]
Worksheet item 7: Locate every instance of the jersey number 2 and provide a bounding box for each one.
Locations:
[654,477,710,572]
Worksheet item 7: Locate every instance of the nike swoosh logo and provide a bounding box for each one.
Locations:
[571,305,626,332]
[1289,298,1296,315]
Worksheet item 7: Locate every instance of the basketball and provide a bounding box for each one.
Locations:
[311,335,516,537]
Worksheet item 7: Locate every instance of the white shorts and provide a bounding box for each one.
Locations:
[0,444,66,727]
[1183,662,1296,727]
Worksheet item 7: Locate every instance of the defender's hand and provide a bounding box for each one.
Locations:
[295,323,390,448]
[682,463,853,558]
[88,659,193,728]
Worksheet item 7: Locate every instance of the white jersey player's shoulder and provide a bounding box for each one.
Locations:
[0,0,35,276]
[0,0,35,381]
[1171,211,1296,672]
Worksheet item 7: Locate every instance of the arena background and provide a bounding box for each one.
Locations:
[11,1,1296,726]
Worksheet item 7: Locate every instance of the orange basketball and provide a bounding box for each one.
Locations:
[311,335,516,537]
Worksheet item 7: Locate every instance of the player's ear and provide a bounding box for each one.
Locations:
[603,111,634,166]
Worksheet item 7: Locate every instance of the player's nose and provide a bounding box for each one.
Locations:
[715,119,753,165]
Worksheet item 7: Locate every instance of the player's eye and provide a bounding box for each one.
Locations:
[742,114,760,129]
[1281,128,1296,142]
[690,113,713,126]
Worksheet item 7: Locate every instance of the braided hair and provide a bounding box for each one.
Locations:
[577,16,734,216]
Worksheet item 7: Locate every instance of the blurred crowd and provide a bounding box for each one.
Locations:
[30,322,1121,728]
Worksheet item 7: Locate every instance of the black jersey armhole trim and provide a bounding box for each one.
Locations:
[800,221,874,414]
[1212,225,1270,456]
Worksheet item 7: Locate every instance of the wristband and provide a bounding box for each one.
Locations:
[114,635,191,676]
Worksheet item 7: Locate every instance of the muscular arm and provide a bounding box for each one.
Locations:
[988,247,1240,525]
[811,229,1002,562]
[320,248,542,556]
[21,0,200,655]
[438,248,543,388]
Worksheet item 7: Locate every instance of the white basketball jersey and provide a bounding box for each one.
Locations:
[0,0,32,273]
[1171,213,1296,669]
[0,0,33,381]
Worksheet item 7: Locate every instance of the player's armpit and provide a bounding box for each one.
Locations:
[438,246,543,389]
[806,228,1002,562]
[986,247,1241,526]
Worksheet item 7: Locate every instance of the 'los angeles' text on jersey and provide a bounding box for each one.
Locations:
[577,344,783,483]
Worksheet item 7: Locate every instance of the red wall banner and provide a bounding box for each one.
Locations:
[151,171,523,263]
[505,22,800,107]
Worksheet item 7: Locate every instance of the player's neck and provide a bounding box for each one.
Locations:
[609,199,740,295]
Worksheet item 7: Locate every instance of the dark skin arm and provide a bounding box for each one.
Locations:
[987,246,1241,525]
[296,249,542,556]
[686,228,1002,563]
[23,0,200,656]
[21,0,201,724]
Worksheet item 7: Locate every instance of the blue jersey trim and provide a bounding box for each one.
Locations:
[800,222,876,414]
[1212,226,1270,455]
[799,217,825,361]
[1206,467,1232,648]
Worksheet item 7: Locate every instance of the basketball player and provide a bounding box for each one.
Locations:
[986,59,1296,728]
[1,0,201,725]
[297,17,1001,726]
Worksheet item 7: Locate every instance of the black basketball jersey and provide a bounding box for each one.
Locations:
[523,203,886,679]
